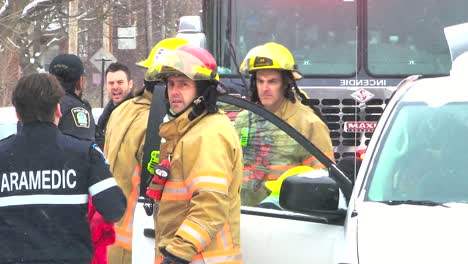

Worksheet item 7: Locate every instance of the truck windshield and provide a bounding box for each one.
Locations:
[366,102,468,204]
[211,0,468,77]
[217,0,357,75]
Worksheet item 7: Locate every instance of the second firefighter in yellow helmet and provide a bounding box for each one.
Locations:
[233,42,334,207]
[240,41,303,80]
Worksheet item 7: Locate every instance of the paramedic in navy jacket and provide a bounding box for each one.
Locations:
[0,73,126,264]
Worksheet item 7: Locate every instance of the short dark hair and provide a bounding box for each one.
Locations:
[105,62,132,80]
[12,73,65,123]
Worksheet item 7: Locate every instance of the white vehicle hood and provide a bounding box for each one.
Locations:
[356,202,468,264]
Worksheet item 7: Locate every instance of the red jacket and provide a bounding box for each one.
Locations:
[88,197,116,264]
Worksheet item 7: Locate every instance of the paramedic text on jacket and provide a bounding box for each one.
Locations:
[0,73,126,264]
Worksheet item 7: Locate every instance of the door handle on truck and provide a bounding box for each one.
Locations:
[144,228,155,238]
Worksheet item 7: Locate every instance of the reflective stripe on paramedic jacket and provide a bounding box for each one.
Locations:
[0,122,126,263]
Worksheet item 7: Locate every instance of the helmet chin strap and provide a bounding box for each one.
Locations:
[188,80,219,121]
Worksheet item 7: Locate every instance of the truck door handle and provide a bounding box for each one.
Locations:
[144,228,155,238]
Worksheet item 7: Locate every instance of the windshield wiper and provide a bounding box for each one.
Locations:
[380,200,450,208]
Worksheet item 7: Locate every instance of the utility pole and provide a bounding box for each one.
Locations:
[145,0,153,52]
[68,0,79,54]
[161,0,166,39]
[103,2,113,52]
[101,2,113,107]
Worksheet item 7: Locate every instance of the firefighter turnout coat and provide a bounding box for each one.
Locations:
[154,108,243,264]
[234,98,334,206]
[104,90,151,258]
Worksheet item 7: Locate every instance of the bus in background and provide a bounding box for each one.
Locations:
[178,0,468,162]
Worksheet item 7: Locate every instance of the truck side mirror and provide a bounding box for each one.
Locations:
[177,16,207,49]
[279,175,344,220]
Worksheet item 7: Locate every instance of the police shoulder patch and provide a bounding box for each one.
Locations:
[70,107,90,128]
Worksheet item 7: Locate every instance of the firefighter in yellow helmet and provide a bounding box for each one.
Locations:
[234,42,334,207]
[105,37,188,264]
[144,45,243,264]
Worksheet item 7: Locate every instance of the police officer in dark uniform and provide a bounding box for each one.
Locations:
[0,73,126,263]
[49,53,97,141]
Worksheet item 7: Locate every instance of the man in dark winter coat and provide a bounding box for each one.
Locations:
[96,63,134,148]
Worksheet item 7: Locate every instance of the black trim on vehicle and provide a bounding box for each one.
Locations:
[241,207,346,226]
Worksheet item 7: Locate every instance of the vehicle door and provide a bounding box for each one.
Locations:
[132,94,346,264]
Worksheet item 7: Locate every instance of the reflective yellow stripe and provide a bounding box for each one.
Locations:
[187,175,228,194]
[176,220,211,252]
[162,172,230,201]
[155,249,242,264]
[115,166,140,249]
[161,181,190,200]
[114,230,132,249]
[200,248,242,263]
[185,170,232,184]
[216,224,233,250]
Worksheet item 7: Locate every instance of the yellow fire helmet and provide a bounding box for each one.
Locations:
[240,42,303,80]
[264,166,314,197]
[136,37,189,69]
[145,44,220,82]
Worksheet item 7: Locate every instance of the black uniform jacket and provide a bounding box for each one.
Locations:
[0,122,126,263]
[59,92,96,141]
